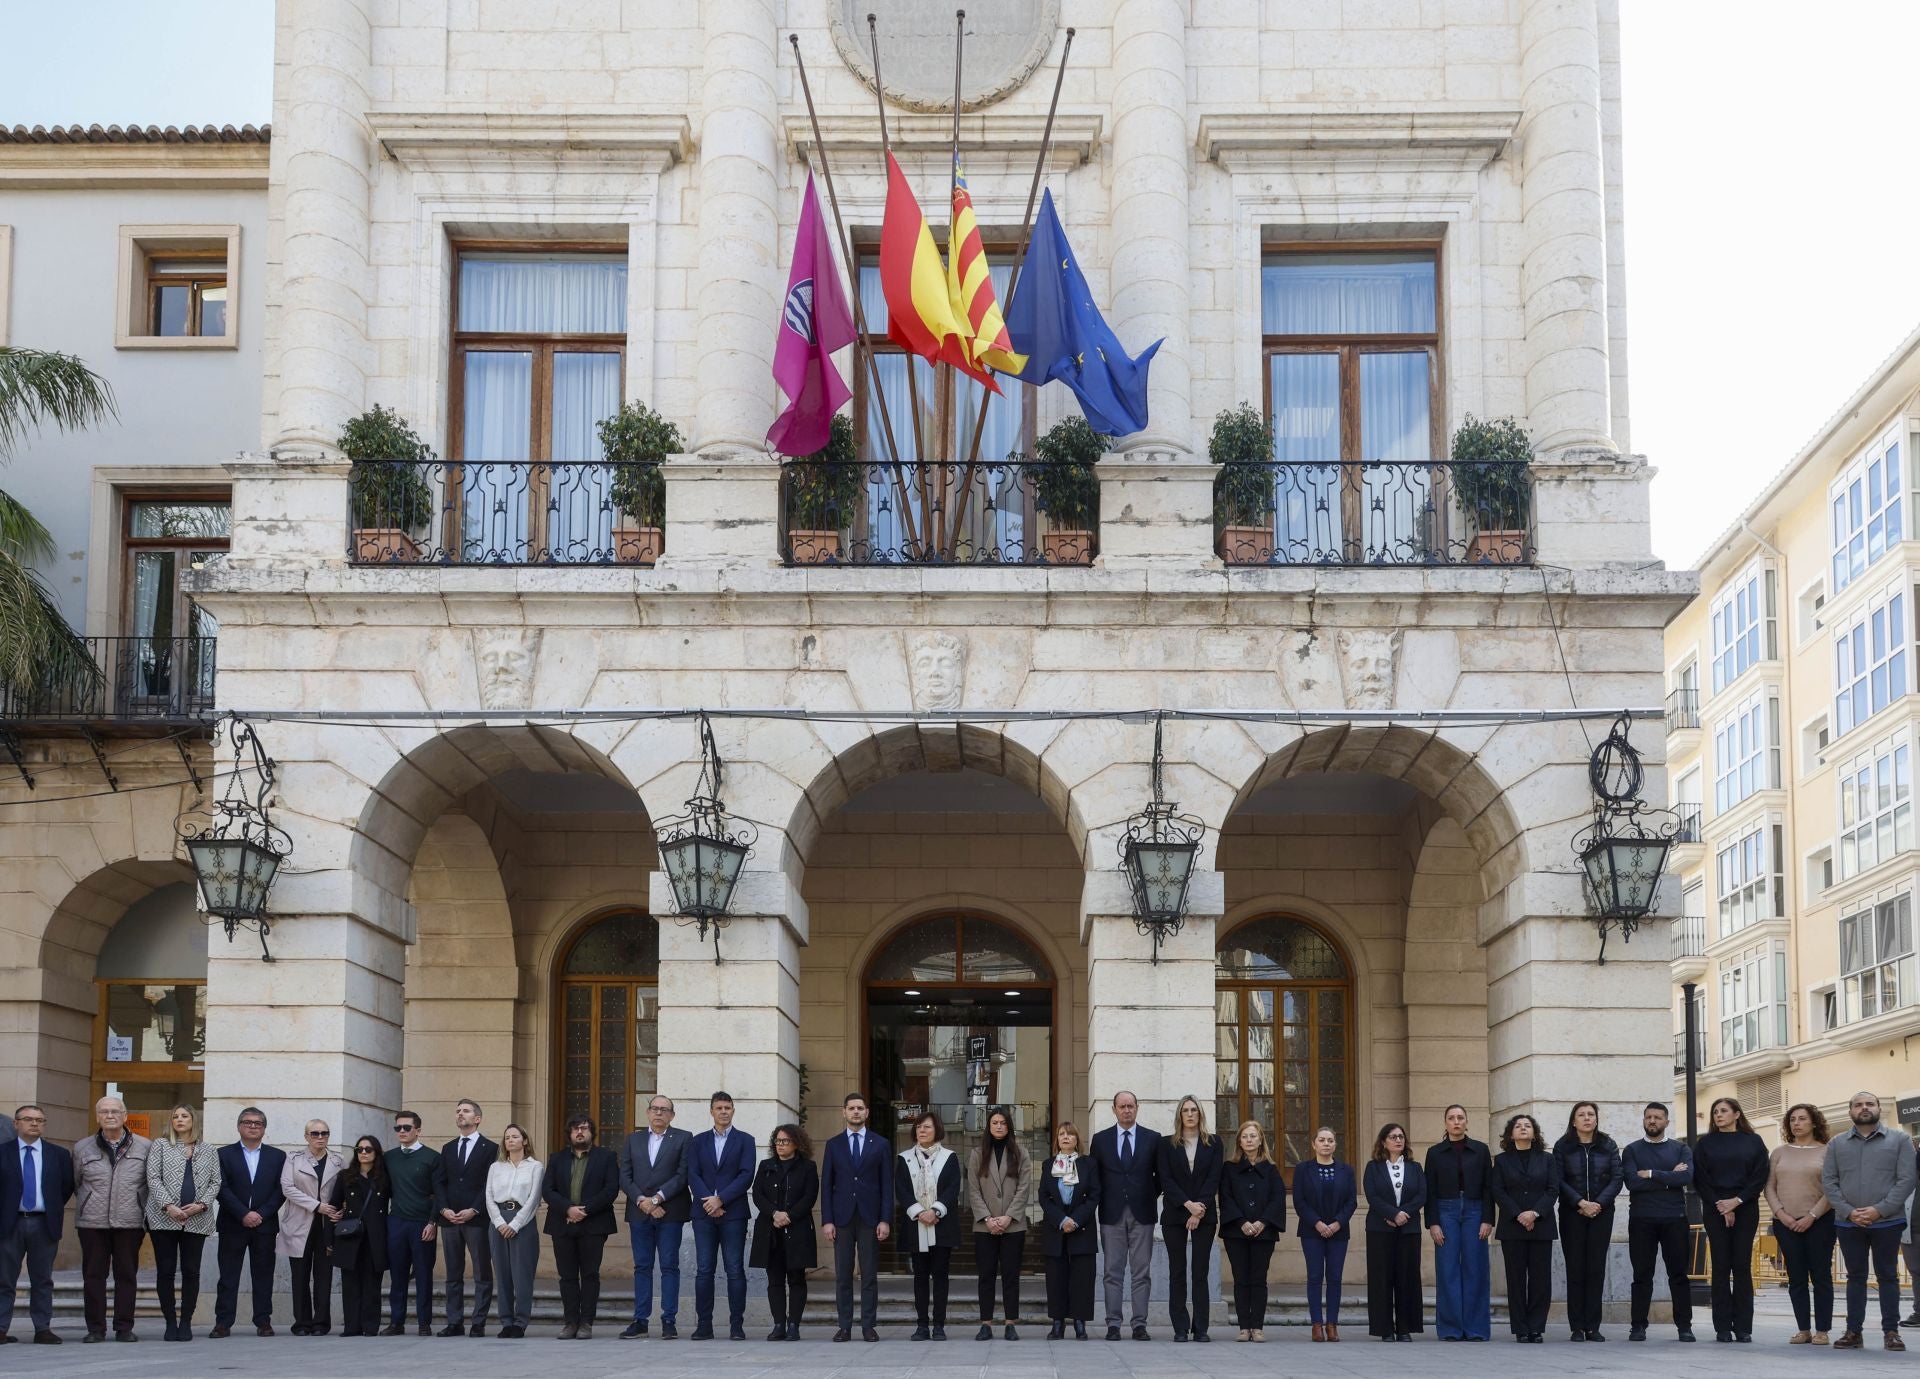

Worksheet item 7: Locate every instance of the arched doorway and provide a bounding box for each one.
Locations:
[865,912,1054,1273]
[1214,915,1352,1180]
[92,881,208,1138]
[553,910,659,1151]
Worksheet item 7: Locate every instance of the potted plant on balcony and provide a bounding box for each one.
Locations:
[1210,402,1277,562]
[1031,415,1106,565]
[783,413,863,564]
[341,405,437,563]
[598,401,682,564]
[1450,413,1533,565]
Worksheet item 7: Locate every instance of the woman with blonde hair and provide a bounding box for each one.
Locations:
[1038,1120,1100,1338]
[1155,1095,1222,1341]
[484,1124,542,1337]
[1219,1120,1286,1341]
[144,1103,220,1341]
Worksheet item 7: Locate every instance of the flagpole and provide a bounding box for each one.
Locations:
[942,8,966,555]
[788,33,921,559]
[949,25,1075,547]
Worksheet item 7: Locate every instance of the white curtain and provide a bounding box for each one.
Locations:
[1358,351,1433,560]
[1268,353,1339,559]
[550,351,623,556]
[462,350,533,559]
[1260,253,1436,335]
[459,256,628,333]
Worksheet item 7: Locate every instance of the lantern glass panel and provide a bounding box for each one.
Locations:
[1128,838,1198,920]
[186,837,245,917]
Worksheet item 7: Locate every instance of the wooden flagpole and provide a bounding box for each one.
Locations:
[788,33,920,559]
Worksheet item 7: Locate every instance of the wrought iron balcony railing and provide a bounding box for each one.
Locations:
[779,458,1098,567]
[1674,802,1704,844]
[1673,1029,1708,1075]
[1214,460,1534,567]
[1672,909,1707,959]
[1667,685,1701,730]
[348,460,664,566]
[0,636,216,724]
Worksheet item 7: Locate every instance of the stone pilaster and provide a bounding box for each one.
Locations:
[691,0,780,456]
[1094,454,1219,568]
[1110,0,1191,454]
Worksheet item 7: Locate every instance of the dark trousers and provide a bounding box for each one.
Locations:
[289,1228,334,1331]
[0,1214,58,1336]
[1501,1238,1552,1335]
[765,1234,807,1327]
[693,1215,748,1330]
[1301,1233,1349,1326]
[553,1232,607,1327]
[908,1244,951,1326]
[1627,1214,1691,1330]
[1164,1218,1216,1336]
[442,1218,493,1327]
[832,1213,880,1330]
[1044,1252,1095,1321]
[78,1225,144,1335]
[1222,1233,1276,1330]
[1838,1225,1904,1335]
[1774,1215,1835,1332]
[1703,1199,1758,1336]
[1365,1231,1423,1337]
[385,1216,437,1327]
[214,1224,276,1329]
[1558,1206,1612,1333]
[339,1253,383,1336]
[150,1230,205,1324]
[974,1230,1023,1320]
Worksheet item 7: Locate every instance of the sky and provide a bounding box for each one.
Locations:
[3,2,1917,571]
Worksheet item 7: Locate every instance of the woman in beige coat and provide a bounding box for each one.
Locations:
[144,1105,221,1341]
[968,1105,1031,1340]
[277,1120,343,1335]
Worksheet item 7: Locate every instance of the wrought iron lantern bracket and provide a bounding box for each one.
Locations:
[654,713,758,963]
[1572,713,1679,964]
[177,714,291,961]
[1118,714,1206,965]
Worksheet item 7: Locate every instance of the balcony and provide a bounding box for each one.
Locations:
[1213,460,1533,567]
[1673,1029,1708,1076]
[347,460,663,566]
[1671,910,1707,959]
[0,636,216,729]
[1674,802,1703,844]
[1667,685,1701,731]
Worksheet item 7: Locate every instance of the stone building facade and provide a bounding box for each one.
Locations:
[3,0,1693,1296]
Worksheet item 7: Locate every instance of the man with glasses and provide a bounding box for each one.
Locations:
[382,1110,440,1336]
[278,1120,342,1336]
[210,1108,285,1339]
[0,1105,75,1345]
[619,1095,692,1339]
[543,1114,621,1339]
[432,1098,497,1337]
[73,1095,150,1343]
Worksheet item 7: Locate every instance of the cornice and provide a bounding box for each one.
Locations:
[0,142,269,190]
[1198,106,1519,172]
[368,111,694,173]
[783,111,1102,171]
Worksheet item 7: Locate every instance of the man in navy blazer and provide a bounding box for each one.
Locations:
[1090,1091,1163,1339]
[0,1104,76,1344]
[209,1106,286,1339]
[688,1091,754,1340]
[819,1091,894,1341]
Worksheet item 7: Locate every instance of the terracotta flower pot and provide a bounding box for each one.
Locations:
[353,528,422,563]
[1041,530,1094,565]
[1467,529,1527,566]
[788,529,843,564]
[614,521,662,565]
[1217,524,1276,563]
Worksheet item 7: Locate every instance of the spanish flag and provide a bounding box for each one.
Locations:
[949,159,1025,376]
[879,152,1000,394]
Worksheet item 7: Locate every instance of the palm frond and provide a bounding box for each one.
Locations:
[0,347,119,461]
[0,486,56,564]
[0,548,99,705]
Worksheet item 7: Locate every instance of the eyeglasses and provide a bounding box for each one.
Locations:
[238,1119,266,1127]
[308,1131,330,1138]
[357,1146,377,1155]
[394,1124,416,1132]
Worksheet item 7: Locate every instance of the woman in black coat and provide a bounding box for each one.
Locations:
[1157,1095,1224,1342]
[1218,1121,1287,1341]
[1491,1114,1560,1343]
[1362,1122,1427,1342]
[1552,1101,1623,1341]
[1038,1121,1100,1339]
[1693,1096,1770,1342]
[749,1123,819,1341]
[327,1135,390,1338]
[895,1110,964,1340]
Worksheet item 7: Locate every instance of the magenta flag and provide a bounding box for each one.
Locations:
[767,173,856,456]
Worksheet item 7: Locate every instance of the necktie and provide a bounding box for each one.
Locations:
[21,1145,36,1212]
[852,1132,862,1160]
[1121,1131,1133,1169]
[460,1137,470,1165]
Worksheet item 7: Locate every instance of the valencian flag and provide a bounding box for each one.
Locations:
[879,152,1000,394]
[1005,189,1159,436]
[948,159,1024,376]
[767,173,856,456]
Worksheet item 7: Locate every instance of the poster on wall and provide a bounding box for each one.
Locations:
[106,1035,133,1063]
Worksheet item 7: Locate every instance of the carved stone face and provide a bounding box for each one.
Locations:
[476,631,539,710]
[909,633,966,711]
[1337,629,1401,710]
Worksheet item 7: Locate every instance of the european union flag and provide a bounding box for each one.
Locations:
[1004,190,1161,438]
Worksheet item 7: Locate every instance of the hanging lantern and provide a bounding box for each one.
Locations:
[1118,715,1205,963]
[654,713,757,959]
[1572,713,1679,962]
[178,716,291,960]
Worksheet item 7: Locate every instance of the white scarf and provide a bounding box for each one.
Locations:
[903,1145,952,1250]
[1051,1152,1080,1185]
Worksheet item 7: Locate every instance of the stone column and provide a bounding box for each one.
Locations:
[691,0,781,456]
[1110,0,1191,453]
[1519,0,1616,457]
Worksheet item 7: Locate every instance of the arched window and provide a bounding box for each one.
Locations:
[1215,915,1351,1179]
[93,881,208,1137]
[866,914,1050,986]
[555,910,658,1149]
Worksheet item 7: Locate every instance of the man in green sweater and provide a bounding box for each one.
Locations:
[381,1112,441,1336]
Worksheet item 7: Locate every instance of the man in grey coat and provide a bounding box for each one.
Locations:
[618,1095,692,1339]
[72,1097,150,1343]
[1821,1091,1918,1350]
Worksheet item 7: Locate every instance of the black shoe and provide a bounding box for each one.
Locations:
[1047,1322,1065,1340]
[163,1323,180,1342]
[114,1331,138,1342]
[661,1320,677,1338]
[768,1327,786,1342]
[1716,1331,1733,1342]
[691,1326,715,1341]
[1627,1327,1645,1341]
[1074,1322,1087,1340]
[210,1326,232,1339]
[1587,1330,1606,1342]
[787,1326,801,1341]
[730,1326,746,1341]
[833,1329,851,1342]
[932,1326,947,1341]
[416,1325,431,1337]
[496,1326,512,1338]
[976,1324,993,1341]
[863,1328,879,1342]
[1005,1324,1018,1340]
[179,1323,194,1342]
[1173,1330,1189,1343]
[1395,1333,1412,1342]
[437,1324,464,1337]
[1569,1330,1585,1342]
[33,1331,61,1345]
[911,1326,930,1342]
[463,1323,481,1337]
[0,1334,14,1345]
[1677,1329,1696,1342]
[1735,1334,1752,1343]
[1106,1326,1121,1341]
[83,1331,106,1344]
[379,1323,404,1336]
[1133,1326,1151,1341]
[620,1321,647,1339]
[1193,1331,1211,1343]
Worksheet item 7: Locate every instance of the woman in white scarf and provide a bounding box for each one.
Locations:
[1040,1121,1102,1339]
[894,1111,963,1340]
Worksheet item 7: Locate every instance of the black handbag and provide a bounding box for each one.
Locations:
[333,1217,365,1240]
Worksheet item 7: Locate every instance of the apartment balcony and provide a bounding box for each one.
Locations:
[1673,802,1704,845]
[1670,909,1708,983]
[1673,1029,1708,1077]
[0,636,217,733]
[1667,685,1701,732]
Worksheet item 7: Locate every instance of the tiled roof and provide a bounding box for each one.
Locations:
[0,123,270,145]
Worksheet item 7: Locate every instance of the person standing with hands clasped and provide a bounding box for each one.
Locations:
[688,1091,754,1341]
[820,1092,893,1342]
[1219,1121,1285,1342]
[380,1111,439,1336]
[542,1115,620,1341]
[1363,1123,1425,1343]
[1552,1101,1622,1342]
[433,1099,497,1337]
[968,1106,1030,1341]
[484,1125,540,1338]
[1423,1105,1494,1342]
[1491,1113,1558,1344]
[749,1124,817,1341]
[0,1104,76,1347]
[330,1135,391,1337]
[74,1096,150,1344]
[1766,1102,1833,1345]
[143,1105,218,1342]
[1089,1092,1161,1341]
[278,1121,342,1336]
[210,1108,282,1339]
[617,1095,691,1339]
[1156,1095,1222,1343]
[1039,1121,1099,1339]
[1295,1125,1357,1342]
[1694,1096,1768,1343]
[1821,1090,1917,1352]
[896,1110,962,1340]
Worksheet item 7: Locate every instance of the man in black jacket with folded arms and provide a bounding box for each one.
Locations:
[544,1115,621,1340]
[1620,1101,1694,1342]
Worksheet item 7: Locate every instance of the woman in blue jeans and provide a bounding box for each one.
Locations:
[1292,1127,1356,1341]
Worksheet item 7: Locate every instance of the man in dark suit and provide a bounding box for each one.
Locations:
[0,1104,75,1345]
[209,1106,286,1339]
[431,1098,498,1336]
[688,1091,755,1340]
[819,1091,894,1342]
[617,1094,692,1339]
[1090,1090,1163,1340]
[542,1114,621,1340]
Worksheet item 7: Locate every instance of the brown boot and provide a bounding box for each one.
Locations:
[1885,1332,1907,1352]
[1328,1324,1341,1342]
[1311,1324,1324,1342]
[1834,1332,1864,1349]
